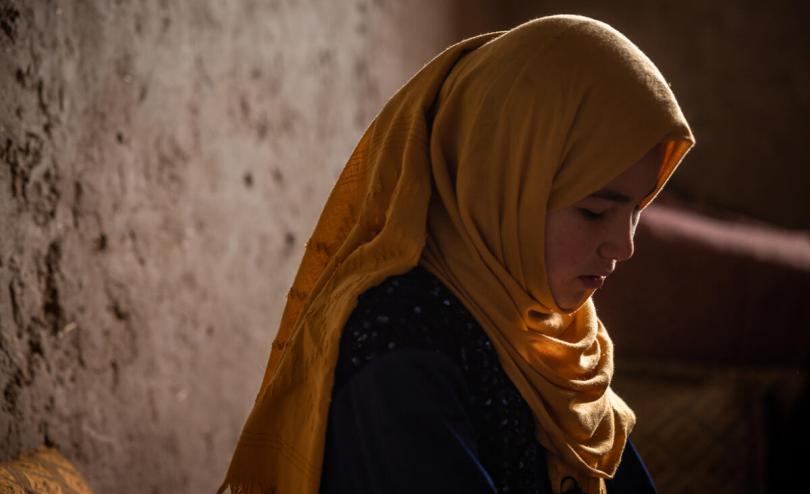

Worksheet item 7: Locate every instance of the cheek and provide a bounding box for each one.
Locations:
[547,234,590,276]
[545,214,594,277]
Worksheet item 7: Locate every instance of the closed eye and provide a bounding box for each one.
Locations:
[578,208,603,220]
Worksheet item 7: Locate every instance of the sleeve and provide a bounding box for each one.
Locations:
[319,348,498,494]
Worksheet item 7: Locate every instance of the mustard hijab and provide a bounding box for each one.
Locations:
[219,15,694,494]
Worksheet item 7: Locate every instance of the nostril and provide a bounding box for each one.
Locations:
[625,238,635,259]
[598,231,635,262]
[619,237,635,262]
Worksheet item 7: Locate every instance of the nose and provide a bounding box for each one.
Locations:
[598,216,636,262]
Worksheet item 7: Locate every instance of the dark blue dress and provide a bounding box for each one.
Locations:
[320,266,656,494]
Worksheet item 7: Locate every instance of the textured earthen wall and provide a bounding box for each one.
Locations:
[0,1,456,492]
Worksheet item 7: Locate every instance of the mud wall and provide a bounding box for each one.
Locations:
[0,1,456,492]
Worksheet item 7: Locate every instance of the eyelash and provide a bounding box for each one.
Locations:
[578,208,603,220]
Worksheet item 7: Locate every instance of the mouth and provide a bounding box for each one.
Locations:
[578,275,607,289]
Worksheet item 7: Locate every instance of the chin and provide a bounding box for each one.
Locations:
[556,299,578,313]
[558,291,591,313]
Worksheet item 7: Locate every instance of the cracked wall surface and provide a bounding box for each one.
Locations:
[0,1,456,492]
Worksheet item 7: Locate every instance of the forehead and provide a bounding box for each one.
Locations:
[590,147,661,202]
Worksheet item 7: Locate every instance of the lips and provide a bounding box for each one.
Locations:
[578,273,610,289]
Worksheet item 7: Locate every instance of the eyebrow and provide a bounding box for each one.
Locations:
[586,184,659,204]
[587,188,632,203]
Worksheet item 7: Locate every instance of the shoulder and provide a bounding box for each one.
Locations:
[334,265,489,391]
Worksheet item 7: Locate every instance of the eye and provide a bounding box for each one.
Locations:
[578,208,603,221]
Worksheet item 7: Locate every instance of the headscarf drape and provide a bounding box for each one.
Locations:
[219,15,694,494]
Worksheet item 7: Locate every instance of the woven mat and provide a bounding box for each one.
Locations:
[0,447,94,494]
[613,362,805,494]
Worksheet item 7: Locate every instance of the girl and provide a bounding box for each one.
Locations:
[220,15,694,494]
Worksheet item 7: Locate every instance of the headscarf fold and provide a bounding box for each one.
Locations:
[219,15,694,494]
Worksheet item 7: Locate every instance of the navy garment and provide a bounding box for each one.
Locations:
[319,266,656,494]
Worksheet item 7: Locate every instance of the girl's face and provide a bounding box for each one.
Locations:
[545,147,662,311]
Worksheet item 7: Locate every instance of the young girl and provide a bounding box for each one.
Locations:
[219,15,694,494]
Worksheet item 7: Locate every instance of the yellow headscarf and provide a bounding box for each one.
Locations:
[219,15,694,494]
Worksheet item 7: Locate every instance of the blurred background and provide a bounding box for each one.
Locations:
[1,1,808,492]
